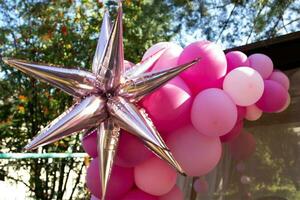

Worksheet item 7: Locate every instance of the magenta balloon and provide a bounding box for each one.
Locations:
[223,67,264,106]
[159,185,183,200]
[167,125,222,176]
[134,156,177,196]
[178,40,227,94]
[256,80,288,113]
[86,158,134,199]
[248,53,273,79]
[116,130,152,168]
[121,189,159,200]
[141,77,192,133]
[229,131,256,161]
[193,178,209,193]
[237,106,246,122]
[226,51,250,72]
[220,120,244,143]
[268,70,290,90]
[245,104,262,121]
[191,88,237,137]
[82,130,97,158]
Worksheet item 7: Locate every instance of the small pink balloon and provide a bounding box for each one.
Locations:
[82,130,97,158]
[229,131,256,161]
[159,185,183,200]
[142,42,174,61]
[276,93,291,113]
[191,88,237,137]
[245,104,262,121]
[121,188,159,200]
[237,106,246,122]
[116,130,152,168]
[268,70,290,90]
[256,80,288,113]
[248,53,273,79]
[193,178,209,193]
[226,51,250,72]
[178,40,227,94]
[134,156,177,196]
[223,67,264,106]
[86,158,134,200]
[167,125,222,176]
[220,120,244,143]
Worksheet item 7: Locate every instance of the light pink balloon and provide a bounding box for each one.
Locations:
[220,120,244,143]
[82,130,97,158]
[167,125,222,176]
[276,93,291,113]
[134,156,177,196]
[141,77,192,133]
[159,185,183,200]
[121,189,159,200]
[116,130,152,168]
[256,80,288,113]
[268,70,290,90]
[178,40,227,94]
[193,178,209,193]
[248,53,273,79]
[229,131,256,161]
[226,51,250,72]
[245,104,262,121]
[142,42,174,61]
[86,158,134,200]
[191,88,237,137]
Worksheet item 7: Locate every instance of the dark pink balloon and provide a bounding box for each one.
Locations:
[178,40,227,94]
[256,80,288,113]
[159,185,183,200]
[86,158,134,200]
[121,188,159,200]
[237,106,246,122]
[268,70,290,90]
[134,156,177,196]
[220,120,243,143]
[248,53,273,79]
[229,131,256,161]
[226,51,250,72]
[116,130,152,168]
[167,125,222,176]
[82,130,97,158]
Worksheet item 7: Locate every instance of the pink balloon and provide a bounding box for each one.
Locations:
[121,189,159,200]
[229,131,256,161]
[193,178,209,193]
[142,42,174,61]
[276,93,291,113]
[268,70,290,90]
[223,67,264,106]
[220,120,244,143]
[86,158,134,200]
[116,130,152,168]
[237,106,246,122]
[91,195,99,200]
[134,156,177,196]
[245,104,262,121]
[226,51,250,72]
[248,53,273,79]
[141,77,192,133]
[178,40,227,94]
[256,80,288,113]
[167,125,222,176]
[159,185,183,200]
[191,88,237,137]
[82,130,97,158]
[124,60,135,71]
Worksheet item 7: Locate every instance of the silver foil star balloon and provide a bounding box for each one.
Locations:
[3,3,199,200]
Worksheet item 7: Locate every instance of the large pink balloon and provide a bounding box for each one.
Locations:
[229,131,256,161]
[223,67,264,106]
[178,40,227,94]
[116,130,152,168]
[256,80,288,113]
[245,104,262,121]
[268,70,290,90]
[248,53,273,79]
[86,158,134,200]
[191,88,237,137]
[121,189,159,200]
[226,51,250,72]
[82,130,97,158]
[134,156,177,196]
[159,185,183,200]
[220,120,244,143]
[167,125,222,176]
[141,77,192,133]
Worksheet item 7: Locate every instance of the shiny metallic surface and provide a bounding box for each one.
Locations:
[25,95,107,150]
[97,119,120,200]
[118,58,200,101]
[2,58,98,98]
